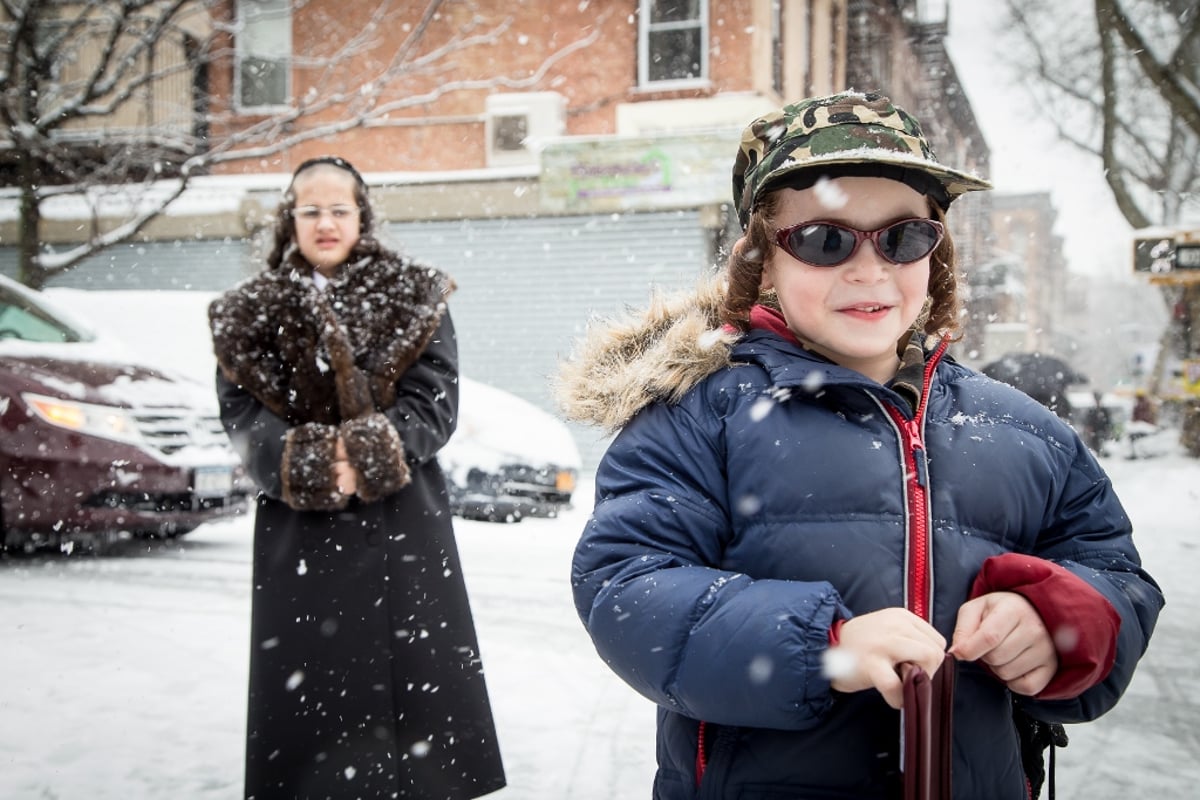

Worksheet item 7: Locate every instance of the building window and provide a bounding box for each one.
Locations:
[829,0,843,88]
[492,114,528,152]
[235,0,291,111]
[639,0,709,88]
[771,0,784,95]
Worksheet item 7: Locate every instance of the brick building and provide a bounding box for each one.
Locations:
[1,0,992,465]
[977,192,1069,360]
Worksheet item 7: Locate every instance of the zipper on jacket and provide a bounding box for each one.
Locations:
[696,339,949,793]
[888,409,931,620]
[882,338,948,622]
[695,722,737,800]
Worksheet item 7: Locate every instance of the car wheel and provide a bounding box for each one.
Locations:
[0,499,27,554]
[0,506,10,554]
[134,523,198,540]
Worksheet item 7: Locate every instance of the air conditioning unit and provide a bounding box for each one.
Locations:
[485,92,566,167]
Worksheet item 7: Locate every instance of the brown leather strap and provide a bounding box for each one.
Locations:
[901,653,956,800]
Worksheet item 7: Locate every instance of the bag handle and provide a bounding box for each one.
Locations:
[901,653,956,800]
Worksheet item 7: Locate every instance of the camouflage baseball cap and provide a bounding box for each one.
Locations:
[732,91,991,229]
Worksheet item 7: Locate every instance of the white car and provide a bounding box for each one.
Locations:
[441,377,581,523]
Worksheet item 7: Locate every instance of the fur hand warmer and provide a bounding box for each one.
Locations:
[281,422,345,511]
[281,414,410,511]
[339,413,411,502]
[338,365,375,421]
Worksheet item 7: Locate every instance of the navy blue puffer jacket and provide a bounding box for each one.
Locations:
[570,329,1162,800]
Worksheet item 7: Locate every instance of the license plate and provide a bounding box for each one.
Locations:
[192,467,233,497]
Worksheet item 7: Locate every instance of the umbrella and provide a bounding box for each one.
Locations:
[981,351,1088,418]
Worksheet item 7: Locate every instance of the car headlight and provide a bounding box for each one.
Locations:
[22,392,144,446]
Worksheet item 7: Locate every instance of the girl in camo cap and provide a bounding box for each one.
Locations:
[558,91,1161,799]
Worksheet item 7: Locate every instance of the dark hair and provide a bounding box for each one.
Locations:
[720,191,963,339]
[266,157,384,271]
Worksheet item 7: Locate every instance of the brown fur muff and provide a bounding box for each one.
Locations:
[209,253,449,509]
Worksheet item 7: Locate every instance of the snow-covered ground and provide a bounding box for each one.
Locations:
[2,291,1198,799]
[0,479,660,800]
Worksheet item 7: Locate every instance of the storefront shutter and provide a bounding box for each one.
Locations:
[389,210,712,471]
[0,239,251,291]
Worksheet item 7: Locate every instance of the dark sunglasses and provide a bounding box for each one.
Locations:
[773,218,945,267]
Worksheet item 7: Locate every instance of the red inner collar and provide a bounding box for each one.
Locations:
[749,304,802,347]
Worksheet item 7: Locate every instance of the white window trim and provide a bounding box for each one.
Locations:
[637,0,711,90]
[234,0,292,113]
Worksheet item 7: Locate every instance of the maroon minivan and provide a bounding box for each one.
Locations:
[0,275,251,551]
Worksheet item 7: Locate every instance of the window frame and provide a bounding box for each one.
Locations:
[637,0,711,90]
[770,0,784,96]
[234,0,292,113]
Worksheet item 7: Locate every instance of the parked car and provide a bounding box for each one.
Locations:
[0,275,252,552]
[441,377,581,523]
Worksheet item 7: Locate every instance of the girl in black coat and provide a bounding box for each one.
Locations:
[209,157,505,800]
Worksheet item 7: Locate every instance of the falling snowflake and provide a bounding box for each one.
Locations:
[822,647,857,681]
[749,396,774,422]
[697,328,726,350]
[814,176,849,209]
[1054,625,1080,652]
[736,493,763,514]
[748,654,774,684]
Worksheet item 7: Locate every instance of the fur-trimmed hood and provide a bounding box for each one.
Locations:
[555,273,743,433]
[209,252,452,426]
[557,272,945,433]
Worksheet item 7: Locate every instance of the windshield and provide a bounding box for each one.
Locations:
[0,286,94,344]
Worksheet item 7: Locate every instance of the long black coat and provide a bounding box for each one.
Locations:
[210,256,505,800]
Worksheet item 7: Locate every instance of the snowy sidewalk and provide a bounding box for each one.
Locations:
[1,454,1196,799]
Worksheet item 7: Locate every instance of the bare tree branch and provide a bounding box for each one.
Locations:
[1,0,604,288]
[35,179,192,280]
[1096,0,1153,228]
[1001,0,1200,230]
[1098,0,1200,136]
[67,2,200,122]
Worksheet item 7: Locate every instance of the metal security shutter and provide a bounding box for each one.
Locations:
[0,239,252,291]
[389,211,712,471]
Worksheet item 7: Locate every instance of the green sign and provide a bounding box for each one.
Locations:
[539,132,737,213]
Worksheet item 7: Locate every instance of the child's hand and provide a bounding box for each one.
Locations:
[333,437,358,497]
[826,608,947,709]
[949,591,1057,697]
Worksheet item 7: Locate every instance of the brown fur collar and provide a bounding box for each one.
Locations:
[554,273,742,433]
[555,273,937,433]
[209,253,452,425]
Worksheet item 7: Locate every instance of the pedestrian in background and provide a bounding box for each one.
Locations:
[1127,388,1160,459]
[209,157,505,799]
[1083,390,1114,454]
[558,92,1162,799]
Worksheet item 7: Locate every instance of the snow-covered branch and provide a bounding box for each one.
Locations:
[2,0,602,288]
